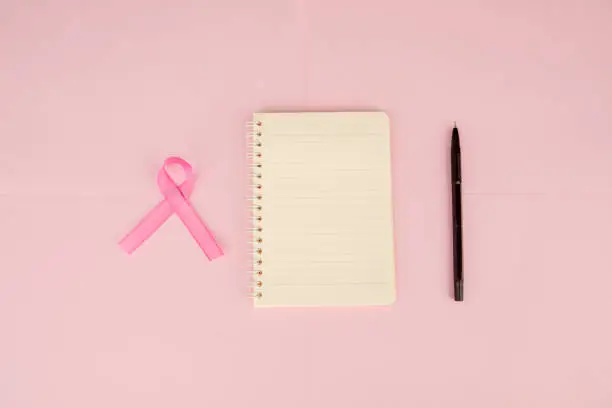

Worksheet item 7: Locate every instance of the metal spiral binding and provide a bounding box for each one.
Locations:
[247,119,264,301]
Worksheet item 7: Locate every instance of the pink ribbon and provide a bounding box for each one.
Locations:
[119,157,223,260]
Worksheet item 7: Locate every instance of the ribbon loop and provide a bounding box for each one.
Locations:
[157,157,194,197]
[119,157,223,260]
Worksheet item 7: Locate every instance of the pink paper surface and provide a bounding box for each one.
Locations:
[1,1,611,407]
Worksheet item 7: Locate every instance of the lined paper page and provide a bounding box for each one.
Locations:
[254,112,395,307]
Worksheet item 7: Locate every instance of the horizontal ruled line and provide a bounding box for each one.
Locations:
[262,282,392,287]
[262,132,386,137]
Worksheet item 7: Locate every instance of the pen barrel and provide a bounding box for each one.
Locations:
[451,146,461,182]
[451,143,463,300]
[451,182,463,280]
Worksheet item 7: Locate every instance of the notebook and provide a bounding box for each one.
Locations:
[248,112,396,307]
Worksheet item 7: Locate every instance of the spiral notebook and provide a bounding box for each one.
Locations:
[249,112,396,307]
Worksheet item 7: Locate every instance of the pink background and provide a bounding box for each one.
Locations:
[1,0,612,406]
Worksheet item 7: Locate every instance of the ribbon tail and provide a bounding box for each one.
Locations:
[119,200,174,254]
[173,201,224,260]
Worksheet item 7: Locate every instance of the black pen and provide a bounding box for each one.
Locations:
[451,122,464,301]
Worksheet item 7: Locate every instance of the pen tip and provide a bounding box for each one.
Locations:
[453,121,457,128]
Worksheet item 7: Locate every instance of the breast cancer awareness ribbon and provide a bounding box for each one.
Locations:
[119,157,223,260]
